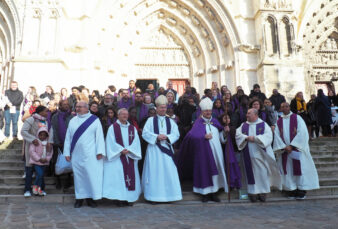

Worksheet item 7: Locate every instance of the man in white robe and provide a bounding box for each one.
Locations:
[64,101,105,208]
[273,102,319,199]
[236,108,281,202]
[142,95,182,203]
[103,108,142,206]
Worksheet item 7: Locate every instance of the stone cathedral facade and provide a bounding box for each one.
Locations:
[0,0,337,100]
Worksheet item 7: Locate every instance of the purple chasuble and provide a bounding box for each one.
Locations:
[57,111,70,145]
[113,123,136,191]
[277,113,301,176]
[177,117,223,189]
[118,99,133,109]
[224,134,242,189]
[212,108,224,118]
[241,122,265,185]
[70,114,98,154]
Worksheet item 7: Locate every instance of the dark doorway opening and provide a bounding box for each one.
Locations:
[136,79,159,93]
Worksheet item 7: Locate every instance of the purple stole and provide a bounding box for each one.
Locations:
[153,116,175,163]
[113,123,136,191]
[277,114,301,176]
[70,115,98,154]
[212,108,224,118]
[241,122,265,185]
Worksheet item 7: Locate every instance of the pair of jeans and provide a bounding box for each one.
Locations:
[24,166,45,192]
[33,165,46,188]
[4,109,20,137]
[0,110,4,129]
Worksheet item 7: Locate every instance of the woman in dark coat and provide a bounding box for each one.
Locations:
[315,89,332,136]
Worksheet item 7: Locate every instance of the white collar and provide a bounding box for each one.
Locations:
[117,119,129,127]
[281,112,293,118]
[77,112,91,119]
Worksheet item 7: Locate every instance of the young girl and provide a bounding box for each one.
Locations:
[29,127,53,196]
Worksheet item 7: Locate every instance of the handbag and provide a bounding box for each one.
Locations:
[55,148,72,175]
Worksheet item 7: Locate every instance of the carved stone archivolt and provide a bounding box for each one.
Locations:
[302,0,338,87]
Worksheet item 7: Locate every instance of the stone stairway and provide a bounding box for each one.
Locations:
[0,138,338,204]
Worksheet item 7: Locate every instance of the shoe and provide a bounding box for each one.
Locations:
[296,190,307,200]
[287,190,297,200]
[210,193,221,203]
[32,185,38,195]
[38,187,44,196]
[74,199,84,208]
[24,191,31,197]
[296,195,306,200]
[249,195,257,203]
[257,194,266,202]
[201,195,209,203]
[86,199,98,208]
[22,173,26,179]
[41,191,47,196]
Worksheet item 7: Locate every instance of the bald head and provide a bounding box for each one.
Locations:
[281,102,291,115]
[246,108,259,122]
[76,101,89,115]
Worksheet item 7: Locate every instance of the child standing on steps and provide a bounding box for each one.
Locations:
[29,126,53,196]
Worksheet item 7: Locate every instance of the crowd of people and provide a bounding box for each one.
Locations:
[1,79,337,208]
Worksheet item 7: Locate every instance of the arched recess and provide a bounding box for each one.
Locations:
[264,15,278,57]
[299,0,338,95]
[92,0,241,92]
[0,0,21,89]
[280,16,293,56]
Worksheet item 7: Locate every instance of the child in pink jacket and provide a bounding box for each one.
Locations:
[29,126,53,196]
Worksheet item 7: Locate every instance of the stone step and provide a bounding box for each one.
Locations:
[315,162,338,169]
[0,167,24,176]
[318,168,338,177]
[311,151,338,157]
[319,178,338,186]
[0,175,71,185]
[0,149,22,157]
[313,156,338,163]
[1,192,338,205]
[0,160,24,167]
[0,184,74,195]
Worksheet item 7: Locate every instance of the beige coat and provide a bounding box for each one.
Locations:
[21,116,54,167]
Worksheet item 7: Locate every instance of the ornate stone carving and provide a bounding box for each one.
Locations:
[178,25,187,34]
[196,69,205,76]
[263,0,292,10]
[193,46,201,57]
[205,6,215,20]
[201,27,209,37]
[210,65,218,73]
[238,44,260,53]
[207,39,215,52]
[191,15,201,26]
[166,17,177,26]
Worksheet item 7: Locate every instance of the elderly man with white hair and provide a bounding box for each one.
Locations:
[103,108,142,206]
[64,101,105,208]
[142,95,182,203]
[236,108,281,202]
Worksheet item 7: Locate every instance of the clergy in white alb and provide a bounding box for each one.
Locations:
[235,108,281,202]
[64,101,105,208]
[103,108,142,205]
[178,97,228,202]
[273,102,319,199]
[142,95,182,202]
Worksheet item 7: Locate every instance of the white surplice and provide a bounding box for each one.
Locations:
[63,112,105,200]
[103,120,142,202]
[142,115,182,202]
[273,112,319,191]
[236,118,282,194]
[194,117,228,194]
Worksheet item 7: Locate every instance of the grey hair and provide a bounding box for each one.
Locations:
[117,108,128,116]
[78,101,89,109]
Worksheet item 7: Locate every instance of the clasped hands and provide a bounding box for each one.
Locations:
[157,134,168,141]
[284,145,293,154]
[246,136,255,142]
[65,154,103,162]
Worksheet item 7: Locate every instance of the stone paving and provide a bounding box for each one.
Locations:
[0,199,338,229]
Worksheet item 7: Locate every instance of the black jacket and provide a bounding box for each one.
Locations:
[249,90,267,102]
[5,89,23,110]
[269,93,286,111]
